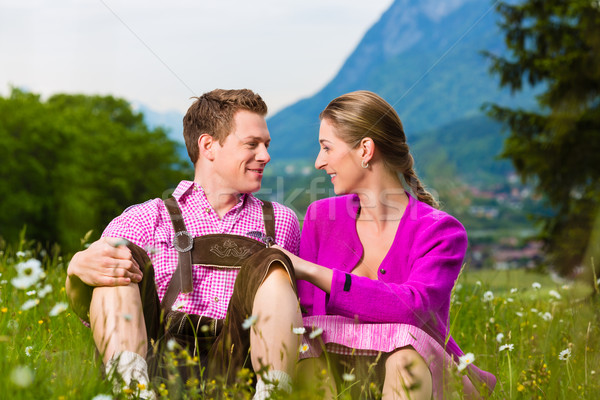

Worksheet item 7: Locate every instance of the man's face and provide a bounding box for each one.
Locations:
[211,110,271,195]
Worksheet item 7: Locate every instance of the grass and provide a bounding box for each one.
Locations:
[1,235,599,399]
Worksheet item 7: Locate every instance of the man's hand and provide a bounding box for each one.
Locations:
[67,237,143,287]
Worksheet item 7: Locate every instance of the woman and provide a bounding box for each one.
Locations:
[277,91,495,399]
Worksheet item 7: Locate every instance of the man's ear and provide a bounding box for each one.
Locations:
[198,133,216,161]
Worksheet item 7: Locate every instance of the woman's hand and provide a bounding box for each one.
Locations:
[272,245,333,292]
[272,245,309,280]
[67,237,143,287]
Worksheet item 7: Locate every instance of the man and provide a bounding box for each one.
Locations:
[66,89,302,399]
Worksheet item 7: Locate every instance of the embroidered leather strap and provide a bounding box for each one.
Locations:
[163,197,194,317]
[261,200,275,244]
[161,197,275,313]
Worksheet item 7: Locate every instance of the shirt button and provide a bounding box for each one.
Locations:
[213,297,219,303]
[205,207,211,213]
[380,269,386,275]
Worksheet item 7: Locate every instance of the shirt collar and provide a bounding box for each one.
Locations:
[172,180,251,215]
[172,180,196,200]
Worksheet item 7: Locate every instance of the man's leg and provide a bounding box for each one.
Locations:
[90,284,148,363]
[250,263,303,398]
[90,284,155,398]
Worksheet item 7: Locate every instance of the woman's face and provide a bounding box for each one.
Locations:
[315,119,363,195]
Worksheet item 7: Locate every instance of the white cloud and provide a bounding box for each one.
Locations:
[0,0,394,114]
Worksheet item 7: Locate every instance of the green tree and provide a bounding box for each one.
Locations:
[0,88,192,251]
[484,0,600,276]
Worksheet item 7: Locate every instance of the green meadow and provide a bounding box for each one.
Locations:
[1,235,598,399]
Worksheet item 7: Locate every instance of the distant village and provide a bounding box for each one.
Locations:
[461,172,545,270]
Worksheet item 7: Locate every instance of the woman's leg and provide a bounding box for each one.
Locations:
[382,346,432,400]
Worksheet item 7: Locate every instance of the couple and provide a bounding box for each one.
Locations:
[66,89,495,399]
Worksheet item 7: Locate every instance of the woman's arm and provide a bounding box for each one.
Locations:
[283,210,467,327]
[326,216,466,326]
[274,247,334,293]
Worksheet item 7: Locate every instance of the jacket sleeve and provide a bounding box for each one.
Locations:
[325,215,467,326]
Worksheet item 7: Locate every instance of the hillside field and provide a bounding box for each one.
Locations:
[1,236,598,399]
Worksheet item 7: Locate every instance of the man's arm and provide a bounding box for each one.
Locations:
[65,237,143,320]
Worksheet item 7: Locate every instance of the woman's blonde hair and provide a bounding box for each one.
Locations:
[320,90,439,208]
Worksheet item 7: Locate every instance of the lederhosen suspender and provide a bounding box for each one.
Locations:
[161,197,276,314]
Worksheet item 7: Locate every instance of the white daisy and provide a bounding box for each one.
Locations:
[299,344,309,354]
[457,352,475,371]
[49,302,68,317]
[499,344,514,352]
[558,348,571,361]
[37,284,53,298]
[309,327,323,339]
[242,315,258,330]
[548,290,561,300]
[496,333,504,343]
[541,312,552,321]
[21,299,40,311]
[482,291,494,302]
[91,395,113,400]
[10,366,33,388]
[11,259,44,290]
[342,373,355,382]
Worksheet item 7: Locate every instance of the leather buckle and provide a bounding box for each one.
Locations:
[174,231,194,252]
[264,236,275,248]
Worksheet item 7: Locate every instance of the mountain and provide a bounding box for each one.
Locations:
[410,115,511,184]
[266,0,536,161]
[134,103,184,144]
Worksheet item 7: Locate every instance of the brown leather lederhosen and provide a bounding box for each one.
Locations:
[129,197,297,382]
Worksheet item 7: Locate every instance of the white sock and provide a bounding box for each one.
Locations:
[253,370,292,400]
[105,351,155,399]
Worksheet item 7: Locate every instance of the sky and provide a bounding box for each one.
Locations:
[0,0,394,116]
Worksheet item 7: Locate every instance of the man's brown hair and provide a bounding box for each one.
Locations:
[183,89,268,164]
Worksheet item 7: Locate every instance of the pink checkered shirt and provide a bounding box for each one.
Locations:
[102,180,300,319]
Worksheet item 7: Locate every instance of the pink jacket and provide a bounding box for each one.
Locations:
[297,193,467,358]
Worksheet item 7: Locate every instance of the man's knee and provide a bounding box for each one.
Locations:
[263,261,291,283]
[91,283,143,314]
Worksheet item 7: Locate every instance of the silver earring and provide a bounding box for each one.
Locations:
[361,160,369,169]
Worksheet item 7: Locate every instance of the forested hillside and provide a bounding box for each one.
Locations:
[0,89,192,251]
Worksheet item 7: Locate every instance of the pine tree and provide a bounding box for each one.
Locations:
[485,0,600,276]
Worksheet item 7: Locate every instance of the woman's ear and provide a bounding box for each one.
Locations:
[198,133,215,161]
[360,137,375,164]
